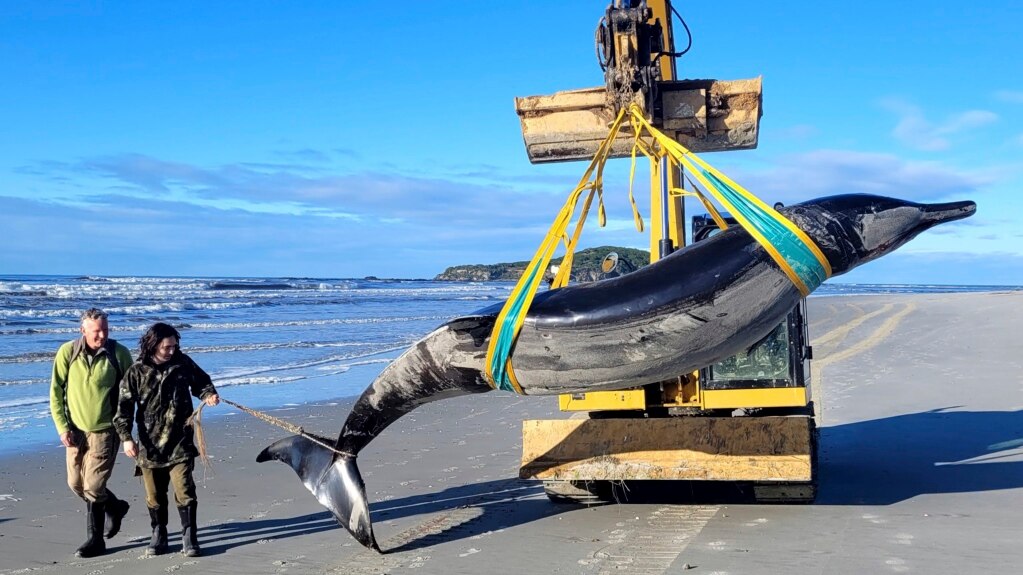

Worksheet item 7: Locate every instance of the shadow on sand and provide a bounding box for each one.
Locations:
[196,480,557,555]
[186,512,339,556]
[817,407,1023,505]
[567,408,1023,506]
[230,408,1021,552]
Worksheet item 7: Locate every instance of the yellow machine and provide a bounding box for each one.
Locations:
[515,0,817,503]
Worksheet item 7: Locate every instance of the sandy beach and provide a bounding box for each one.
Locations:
[2,291,1021,574]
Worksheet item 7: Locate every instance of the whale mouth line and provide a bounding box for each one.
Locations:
[922,200,977,225]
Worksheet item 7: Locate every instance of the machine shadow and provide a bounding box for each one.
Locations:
[262,409,1021,551]
[539,408,1023,506]
[816,407,1023,505]
[367,478,569,553]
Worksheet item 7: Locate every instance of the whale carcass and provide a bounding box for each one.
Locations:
[258,193,976,550]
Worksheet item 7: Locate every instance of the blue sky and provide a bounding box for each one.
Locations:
[2,1,1021,285]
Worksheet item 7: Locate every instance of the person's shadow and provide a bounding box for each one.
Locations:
[185,511,339,556]
[192,479,557,555]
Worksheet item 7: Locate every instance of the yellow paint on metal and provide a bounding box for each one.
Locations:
[558,389,647,412]
[648,0,677,83]
[701,387,811,410]
[648,159,685,262]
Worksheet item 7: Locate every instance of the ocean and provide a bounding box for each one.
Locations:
[1,274,1018,455]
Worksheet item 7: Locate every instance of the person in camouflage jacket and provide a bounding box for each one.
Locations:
[113,322,219,557]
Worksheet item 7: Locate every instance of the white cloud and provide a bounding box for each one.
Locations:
[994,90,1023,104]
[716,149,991,206]
[880,99,998,151]
[25,153,577,230]
[9,147,1016,279]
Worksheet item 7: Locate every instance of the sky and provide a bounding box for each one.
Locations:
[1,1,1021,285]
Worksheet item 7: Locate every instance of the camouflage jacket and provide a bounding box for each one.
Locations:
[113,353,217,468]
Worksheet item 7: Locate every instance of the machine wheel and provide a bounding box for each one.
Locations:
[543,480,610,504]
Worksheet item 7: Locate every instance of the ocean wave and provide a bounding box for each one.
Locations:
[213,359,390,388]
[212,347,401,381]
[0,396,48,409]
[0,378,49,387]
[214,374,312,387]
[85,272,203,282]
[209,281,304,291]
[186,340,378,354]
[0,300,267,320]
[0,340,382,362]
[1,278,504,313]
[815,283,1023,296]
[183,315,448,330]
[207,280,354,291]
[0,326,137,336]
[0,416,28,431]
[0,351,57,365]
[314,358,392,371]
[0,313,443,335]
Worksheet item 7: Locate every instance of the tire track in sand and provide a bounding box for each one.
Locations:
[811,302,916,423]
[329,507,485,574]
[585,505,719,574]
[812,302,892,348]
[814,302,916,369]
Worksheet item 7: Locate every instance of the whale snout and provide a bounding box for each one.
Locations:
[922,200,976,225]
[800,194,979,277]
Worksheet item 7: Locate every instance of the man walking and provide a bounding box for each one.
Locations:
[50,308,134,558]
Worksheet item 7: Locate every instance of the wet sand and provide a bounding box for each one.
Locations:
[2,292,1022,574]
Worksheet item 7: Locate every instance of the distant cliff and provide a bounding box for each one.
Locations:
[435,246,650,282]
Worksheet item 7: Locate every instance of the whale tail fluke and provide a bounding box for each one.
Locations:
[257,435,379,551]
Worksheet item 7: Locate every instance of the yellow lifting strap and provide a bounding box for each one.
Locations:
[484,104,831,394]
[483,108,633,393]
[627,104,832,295]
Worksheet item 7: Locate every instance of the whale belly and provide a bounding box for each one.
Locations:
[510,262,800,395]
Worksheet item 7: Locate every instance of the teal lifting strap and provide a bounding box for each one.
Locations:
[702,171,828,292]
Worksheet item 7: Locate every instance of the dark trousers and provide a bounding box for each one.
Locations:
[140,459,197,509]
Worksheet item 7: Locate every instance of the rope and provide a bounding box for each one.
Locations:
[188,397,345,472]
[188,401,214,479]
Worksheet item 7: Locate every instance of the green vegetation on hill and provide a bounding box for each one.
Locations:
[435,246,650,282]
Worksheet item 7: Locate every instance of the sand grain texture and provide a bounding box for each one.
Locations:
[1,292,1021,574]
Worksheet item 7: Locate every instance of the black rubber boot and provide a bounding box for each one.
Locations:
[75,500,107,558]
[104,491,130,539]
[147,507,168,556]
[178,502,200,557]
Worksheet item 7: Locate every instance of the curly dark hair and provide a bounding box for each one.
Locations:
[138,322,181,364]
